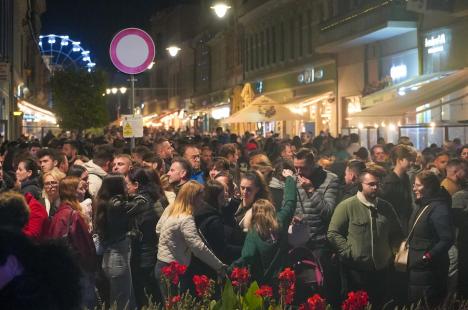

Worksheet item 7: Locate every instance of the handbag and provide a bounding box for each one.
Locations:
[288,189,309,248]
[394,205,430,272]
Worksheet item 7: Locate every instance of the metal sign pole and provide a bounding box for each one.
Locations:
[130,74,136,150]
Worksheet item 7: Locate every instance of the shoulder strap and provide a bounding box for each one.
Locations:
[296,188,306,214]
[407,205,430,242]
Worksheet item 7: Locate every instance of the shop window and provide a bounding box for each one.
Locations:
[400,127,444,150]
[448,127,465,143]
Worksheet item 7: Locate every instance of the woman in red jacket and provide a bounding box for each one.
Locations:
[48,176,97,309]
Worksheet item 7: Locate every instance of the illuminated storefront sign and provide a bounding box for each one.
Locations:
[390,64,408,81]
[425,33,446,54]
[298,68,324,84]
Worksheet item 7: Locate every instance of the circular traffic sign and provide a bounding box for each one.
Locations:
[109,28,155,75]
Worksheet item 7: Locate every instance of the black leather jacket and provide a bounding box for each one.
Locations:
[128,192,157,268]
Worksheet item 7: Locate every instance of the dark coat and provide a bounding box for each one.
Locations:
[380,171,413,234]
[191,202,242,278]
[341,183,359,202]
[408,188,454,305]
[20,177,42,201]
[128,192,157,268]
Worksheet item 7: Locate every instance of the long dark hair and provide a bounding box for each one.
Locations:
[19,158,39,179]
[127,167,161,202]
[204,179,225,209]
[416,170,441,197]
[95,175,127,238]
[67,164,86,178]
[241,170,272,202]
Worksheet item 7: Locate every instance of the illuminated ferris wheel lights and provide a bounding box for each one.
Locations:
[72,41,81,52]
[39,34,96,72]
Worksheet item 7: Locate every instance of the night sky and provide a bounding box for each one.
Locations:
[41,0,178,77]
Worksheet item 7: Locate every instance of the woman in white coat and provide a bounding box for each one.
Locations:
[155,180,225,296]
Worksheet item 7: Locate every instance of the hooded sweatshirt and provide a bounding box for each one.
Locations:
[83,160,108,198]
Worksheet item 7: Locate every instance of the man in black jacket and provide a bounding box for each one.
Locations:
[381,144,417,234]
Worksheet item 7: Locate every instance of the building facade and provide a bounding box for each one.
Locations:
[0,0,50,139]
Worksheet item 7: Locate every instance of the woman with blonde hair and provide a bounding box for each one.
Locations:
[48,176,97,309]
[41,167,66,216]
[233,170,297,285]
[156,180,225,296]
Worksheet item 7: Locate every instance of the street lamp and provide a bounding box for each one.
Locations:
[211,2,231,18]
[166,46,181,57]
[105,87,128,119]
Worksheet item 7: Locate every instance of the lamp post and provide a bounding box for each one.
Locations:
[105,86,127,119]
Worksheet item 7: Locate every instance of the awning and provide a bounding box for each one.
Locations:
[348,68,468,126]
[18,100,57,124]
[221,95,307,124]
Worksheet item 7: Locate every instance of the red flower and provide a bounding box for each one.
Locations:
[171,295,181,304]
[342,291,369,310]
[255,285,273,298]
[193,275,211,297]
[161,261,188,285]
[278,268,296,305]
[230,267,250,287]
[165,295,181,309]
[305,294,326,310]
[278,267,296,282]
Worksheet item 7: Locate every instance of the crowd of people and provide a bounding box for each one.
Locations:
[0,126,467,309]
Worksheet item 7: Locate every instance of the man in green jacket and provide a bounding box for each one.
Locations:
[328,167,403,308]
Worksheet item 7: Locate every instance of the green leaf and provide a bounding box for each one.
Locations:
[209,299,222,310]
[220,279,237,310]
[243,282,262,310]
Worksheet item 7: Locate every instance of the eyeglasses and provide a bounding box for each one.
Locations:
[44,181,59,187]
[363,182,381,188]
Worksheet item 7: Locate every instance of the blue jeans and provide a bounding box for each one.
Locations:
[102,237,135,310]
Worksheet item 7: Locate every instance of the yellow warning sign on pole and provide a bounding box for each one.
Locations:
[121,115,143,138]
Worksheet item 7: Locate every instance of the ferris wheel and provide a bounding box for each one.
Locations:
[38,34,96,73]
